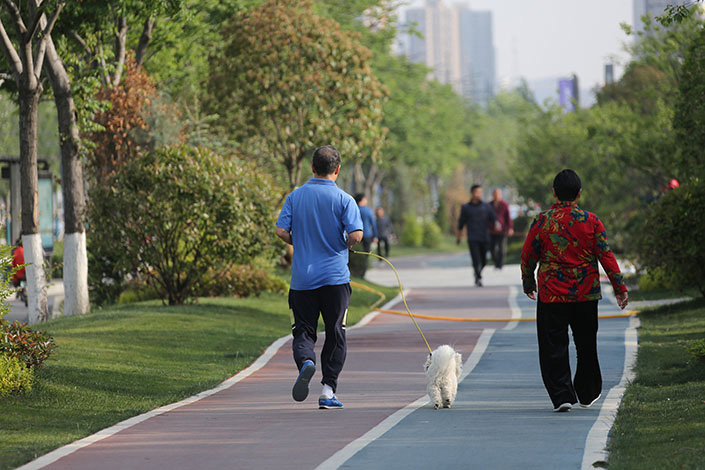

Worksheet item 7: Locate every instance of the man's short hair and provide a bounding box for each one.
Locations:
[553,169,582,201]
[470,184,482,193]
[312,145,341,176]
[354,193,365,204]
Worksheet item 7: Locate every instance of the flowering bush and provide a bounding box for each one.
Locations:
[0,321,57,369]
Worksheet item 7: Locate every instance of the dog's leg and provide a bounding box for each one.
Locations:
[428,384,443,410]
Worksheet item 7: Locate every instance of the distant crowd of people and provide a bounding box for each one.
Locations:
[352,185,514,286]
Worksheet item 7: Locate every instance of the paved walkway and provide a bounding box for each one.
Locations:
[19,253,637,470]
[5,280,64,323]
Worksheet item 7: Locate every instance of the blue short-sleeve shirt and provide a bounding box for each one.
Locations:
[276,178,363,290]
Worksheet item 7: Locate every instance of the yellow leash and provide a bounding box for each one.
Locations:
[351,250,434,355]
[375,308,639,322]
[350,251,638,352]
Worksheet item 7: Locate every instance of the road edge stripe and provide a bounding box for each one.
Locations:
[580,315,640,469]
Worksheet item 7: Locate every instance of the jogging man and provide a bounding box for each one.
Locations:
[521,169,628,412]
[276,145,363,409]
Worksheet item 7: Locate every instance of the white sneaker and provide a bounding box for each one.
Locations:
[579,394,602,408]
[553,402,572,412]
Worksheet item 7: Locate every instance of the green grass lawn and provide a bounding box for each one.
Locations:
[628,287,701,302]
[0,279,398,470]
[608,298,705,469]
[386,234,465,259]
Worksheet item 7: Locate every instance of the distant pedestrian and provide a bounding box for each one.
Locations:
[276,145,363,410]
[489,188,514,270]
[11,238,25,287]
[521,169,628,413]
[354,193,378,266]
[375,207,394,259]
[456,184,497,287]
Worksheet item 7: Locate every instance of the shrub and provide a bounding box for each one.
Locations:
[637,181,705,298]
[348,242,369,278]
[512,214,532,235]
[87,145,279,305]
[402,214,423,247]
[0,354,33,397]
[198,264,288,298]
[637,268,673,292]
[0,321,57,369]
[687,339,705,362]
[422,220,442,248]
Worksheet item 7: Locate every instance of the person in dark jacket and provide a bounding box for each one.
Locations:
[490,188,514,270]
[354,193,377,251]
[456,184,497,287]
[375,207,394,258]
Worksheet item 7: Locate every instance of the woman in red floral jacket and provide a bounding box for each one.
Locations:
[521,169,628,413]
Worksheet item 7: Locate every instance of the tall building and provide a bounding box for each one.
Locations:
[402,0,495,104]
[459,9,495,104]
[633,0,688,34]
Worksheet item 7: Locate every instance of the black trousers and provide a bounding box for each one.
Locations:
[377,236,389,258]
[490,234,508,269]
[467,240,488,281]
[536,299,602,407]
[289,283,351,392]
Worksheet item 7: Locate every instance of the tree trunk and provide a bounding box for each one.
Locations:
[135,18,154,66]
[18,85,49,323]
[112,16,128,87]
[44,38,90,316]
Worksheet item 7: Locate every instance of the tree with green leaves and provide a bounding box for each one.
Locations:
[0,0,65,323]
[673,24,705,178]
[207,0,387,189]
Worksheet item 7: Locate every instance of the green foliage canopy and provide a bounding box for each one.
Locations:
[207,0,387,188]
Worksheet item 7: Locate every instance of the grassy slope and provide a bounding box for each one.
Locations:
[608,298,705,469]
[0,279,397,470]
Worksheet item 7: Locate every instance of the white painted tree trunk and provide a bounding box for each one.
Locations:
[23,233,48,324]
[63,231,89,316]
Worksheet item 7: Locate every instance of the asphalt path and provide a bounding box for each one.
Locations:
[19,252,636,470]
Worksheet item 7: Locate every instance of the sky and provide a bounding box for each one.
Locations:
[403,0,635,96]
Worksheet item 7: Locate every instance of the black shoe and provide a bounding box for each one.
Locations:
[475,279,483,287]
[553,402,572,412]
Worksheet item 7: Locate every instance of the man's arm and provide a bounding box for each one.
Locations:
[520,216,541,300]
[347,230,363,250]
[370,213,378,240]
[276,227,292,245]
[456,206,467,244]
[594,219,629,309]
[506,203,514,236]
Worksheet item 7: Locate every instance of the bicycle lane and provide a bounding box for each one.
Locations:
[334,291,634,470]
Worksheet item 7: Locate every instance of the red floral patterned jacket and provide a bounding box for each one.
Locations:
[520,201,627,303]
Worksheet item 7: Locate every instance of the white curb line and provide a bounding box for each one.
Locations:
[581,315,640,469]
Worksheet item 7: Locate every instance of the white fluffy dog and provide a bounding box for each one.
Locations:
[424,345,463,409]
